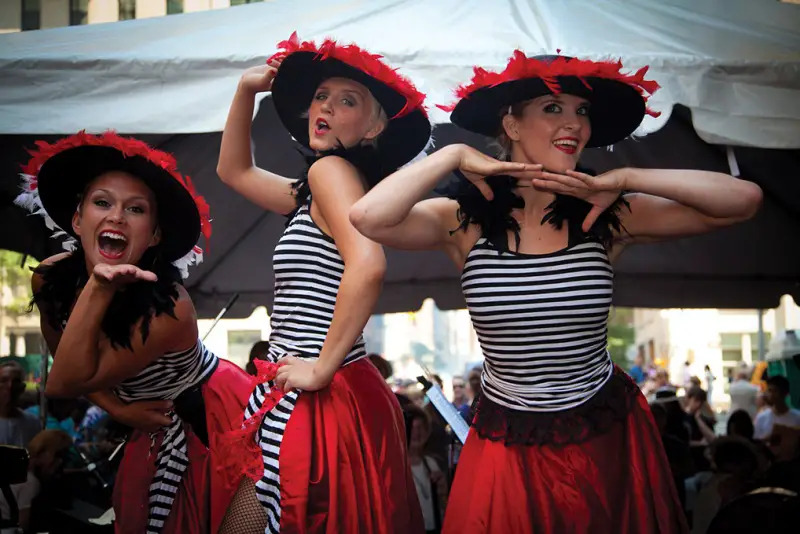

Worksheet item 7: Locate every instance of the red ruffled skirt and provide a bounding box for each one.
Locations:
[443,387,689,534]
[227,358,423,533]
[113,359,253,534]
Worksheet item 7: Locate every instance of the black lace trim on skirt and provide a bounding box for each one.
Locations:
[472,366,641,447]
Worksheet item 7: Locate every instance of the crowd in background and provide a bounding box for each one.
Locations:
[3,344,799,534]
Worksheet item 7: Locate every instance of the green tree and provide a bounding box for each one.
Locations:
[608,307,635,370]
[0,250,37,317]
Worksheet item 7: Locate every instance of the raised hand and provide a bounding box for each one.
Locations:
[455,145,542,201]
[239,59,282,94]
[92,263,158,289]
[531,168,626,231]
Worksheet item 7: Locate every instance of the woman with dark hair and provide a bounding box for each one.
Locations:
[216,33,429,532]
[352,51,762,532]
[18,132,253,533]
[404,405,448,534]
[246,341,271,376]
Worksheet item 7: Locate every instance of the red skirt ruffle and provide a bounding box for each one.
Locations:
[113,359,254,534]
[443,389,689,534]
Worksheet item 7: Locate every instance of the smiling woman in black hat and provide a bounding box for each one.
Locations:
[17,132,255,534]
[216,33,428,533]
[351,51,764,533]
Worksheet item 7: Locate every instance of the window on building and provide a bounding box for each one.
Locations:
[720,333,743,363]
[231,0,264,5]
[21,0,41,31]
[227,330,263,368]
[167,0,183,14]
[70,0,88,25]
[118,0,135,20]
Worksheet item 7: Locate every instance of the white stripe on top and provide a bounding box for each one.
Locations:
[462,238,614,412]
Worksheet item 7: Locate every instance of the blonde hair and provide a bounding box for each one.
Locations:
[493,101,528,161]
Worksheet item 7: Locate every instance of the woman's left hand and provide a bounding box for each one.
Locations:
[531,168,626,231]
[275,356,333,393]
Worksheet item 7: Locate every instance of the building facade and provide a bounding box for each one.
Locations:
[1,0,262,33]
[633,295,800,405]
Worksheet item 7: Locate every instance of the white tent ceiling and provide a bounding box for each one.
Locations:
[0,0,798,146]
[0,0,798,317]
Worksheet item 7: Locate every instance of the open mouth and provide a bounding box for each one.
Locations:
[97,230,128,260]
[553,138,579,154]
[313,118,330,136]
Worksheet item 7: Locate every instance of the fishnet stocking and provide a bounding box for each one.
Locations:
[218,477,268,534]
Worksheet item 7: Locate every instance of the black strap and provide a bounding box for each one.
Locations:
[173,384,208,447]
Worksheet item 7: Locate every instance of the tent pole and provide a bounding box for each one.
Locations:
[757,309,766,361]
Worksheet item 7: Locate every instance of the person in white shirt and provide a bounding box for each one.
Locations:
[729,368,760,419]
[704,365,716,405]
[754,375,800,440]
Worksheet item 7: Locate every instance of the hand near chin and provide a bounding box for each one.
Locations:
[93,263,158,289]
[454,145,543,200]
[530,168,625,231]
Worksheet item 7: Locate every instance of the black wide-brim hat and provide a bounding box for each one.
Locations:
[22,132,209,263]
[443,52,660,148]
[269,33,431,175]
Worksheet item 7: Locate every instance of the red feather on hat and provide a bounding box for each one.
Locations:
[268,32,428,119]
[438,50,660,118]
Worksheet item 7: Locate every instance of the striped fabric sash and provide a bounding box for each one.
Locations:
[114,342,217,533]
[146,412,189,534]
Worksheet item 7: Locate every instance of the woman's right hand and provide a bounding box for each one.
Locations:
[453,145,542,200]
[239,60,281,94]
[111,399,174,433]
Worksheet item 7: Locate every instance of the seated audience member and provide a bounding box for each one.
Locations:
[0,361,41,447]
[405,405,448,534]
[727,410,755,440]
[692,436,764,534]
[628,354,645,384]
[754,376,800,440]
[650,402,693,511]
[0,429,73,532]
[368,353,394,381]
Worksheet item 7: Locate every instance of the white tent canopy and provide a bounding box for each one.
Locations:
[1,0,799,318]
[0,0,798,147]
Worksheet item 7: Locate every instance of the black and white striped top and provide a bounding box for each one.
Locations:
[245,197,367,532]
[267,197,366,365]
[115,342,218,403]
[115,341,218,534]
[462,238,614,412]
